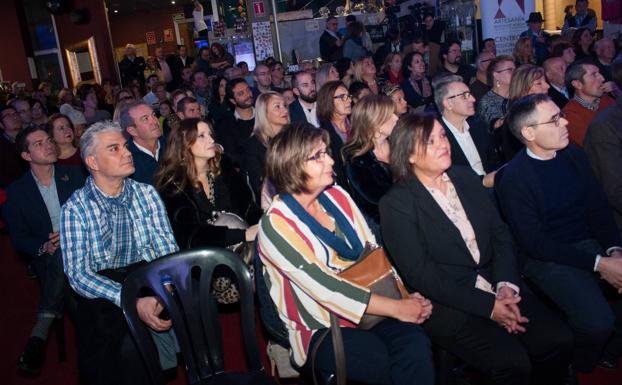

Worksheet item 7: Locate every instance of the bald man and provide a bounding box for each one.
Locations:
[543,57,570,109]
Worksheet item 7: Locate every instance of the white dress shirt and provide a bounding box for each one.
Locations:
[442,116,485,176]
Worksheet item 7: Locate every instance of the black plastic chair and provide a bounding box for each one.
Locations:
[121,247,276,385]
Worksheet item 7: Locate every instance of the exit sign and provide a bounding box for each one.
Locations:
[253,0,265,18]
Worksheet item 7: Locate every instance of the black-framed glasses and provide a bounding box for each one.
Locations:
[333,93,352,102]
[530,111,566,127]
[307,148,332,162]
[447,91,472,101]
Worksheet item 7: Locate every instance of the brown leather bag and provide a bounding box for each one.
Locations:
[338,242,409,329]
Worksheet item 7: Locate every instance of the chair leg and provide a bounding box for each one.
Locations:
[55,317,66,363]
[435,347,458,385]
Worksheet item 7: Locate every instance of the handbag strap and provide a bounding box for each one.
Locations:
[279,192,362,261]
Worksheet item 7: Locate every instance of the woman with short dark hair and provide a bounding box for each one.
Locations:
[381,113,573,385]
[258,121,434,385]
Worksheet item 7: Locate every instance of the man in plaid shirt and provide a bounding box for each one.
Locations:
[60,121,178,385]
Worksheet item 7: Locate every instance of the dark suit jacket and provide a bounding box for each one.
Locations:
[344,150,392,224]
[127,137,166,186]
[400,78,432,110]
[288,99,314,125]
[3,165,85,257]
[380,166,520,337]
[319,30,343,62]
[118,56,146,86]
[167,55,195,88]
[548,86,569,109]
[440,116,498,174]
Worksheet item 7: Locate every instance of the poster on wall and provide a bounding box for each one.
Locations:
[252,21,274,61]
[480,0,535,55]
[163,29,174,42]
[146,31,157,45]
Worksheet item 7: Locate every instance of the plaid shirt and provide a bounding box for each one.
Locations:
[60,176,179,307]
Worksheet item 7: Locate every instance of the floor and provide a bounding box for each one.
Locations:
[1,234,621,384]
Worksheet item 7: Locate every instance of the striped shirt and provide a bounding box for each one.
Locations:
[60,176,179,307]
[257,186,373,366]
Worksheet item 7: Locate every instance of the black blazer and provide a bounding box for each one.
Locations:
[319,30,343,62]
[158,156,261,249]
[3,165,85,257]
[440,116,498,174]
[379,166,520,337]
[345,150,392,224]
[548,87,569,109]
[118,56,146,86]
[288,99,310,125]
[320,120,349,191]
[241,134,267,204]
[400,78,432,110]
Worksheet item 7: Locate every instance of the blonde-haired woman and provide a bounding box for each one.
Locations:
[353,56,379,94]
[241,91,289,201]
[513,36,535,67]
[343,94,398,226]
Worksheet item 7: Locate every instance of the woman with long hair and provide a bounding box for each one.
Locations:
[155,118,260,249]
[335,57,355,88]
[572,27,594,60]
[513,36,535,66]
[241,91,289,202]
[317,81,353,189]
[209,42,234,71]
[343,94,398,226]
[46,113,81,166]
[400,51,433,110]
[381,52,404,85]
[353,56,379,94]
[343,21,370,61]
[208,76,230,123]
[316,63,341,91]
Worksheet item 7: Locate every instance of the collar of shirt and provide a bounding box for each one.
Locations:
[31,167,55,188]
[326,30,339,39]
[234,106,255,120]
[526,147,556,160]
[574,94,600,111]
[133,139,161,161]
[551,83,569,99]
[442,116,470,135]
[87,176,133,208]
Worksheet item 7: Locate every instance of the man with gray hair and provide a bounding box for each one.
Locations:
[434,75,497,183]
[498,93,622,374]
[60,121,179,385]
[119,101,165,185]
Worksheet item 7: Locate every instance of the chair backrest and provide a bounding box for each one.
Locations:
[121,247,263,385]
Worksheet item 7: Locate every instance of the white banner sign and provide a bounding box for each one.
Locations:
[481,0,535,55]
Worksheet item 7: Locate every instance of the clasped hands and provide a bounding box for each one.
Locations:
[492,286,529,334]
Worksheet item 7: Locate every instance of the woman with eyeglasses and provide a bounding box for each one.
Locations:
[317,81,353,190]
[380,113,573,385]
[477,55,515,134]
[257,121,434,385]
[400,52,433,111]
[241,91,289,203]
[343,94,398,230]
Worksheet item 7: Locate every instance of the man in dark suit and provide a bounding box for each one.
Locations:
[435,76,498,180]
[544,57,570,109]
[167,45,194,90]
[119,101,166,185]
[118,44,146,87]
[289,71,319,127]
[3,126,85,375]
[319,16,343,62]
[380,115,572,384]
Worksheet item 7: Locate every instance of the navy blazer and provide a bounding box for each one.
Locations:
[440,116,498,174]
[380,166,520,337]
[3,164,85,257]
[288,99,309,125]
[128,137,166,186]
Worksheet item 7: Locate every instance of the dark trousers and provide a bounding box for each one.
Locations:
[524,254,622,371]
[33,250,65,317]
[74,262,150,385]
[305,318,434,385]
[432,291,573,385]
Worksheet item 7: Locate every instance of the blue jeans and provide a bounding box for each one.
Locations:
[33,249,66,318]
[523,239,621,371]
[305,318,434,385]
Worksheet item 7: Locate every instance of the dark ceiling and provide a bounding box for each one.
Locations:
[106,0,210,16]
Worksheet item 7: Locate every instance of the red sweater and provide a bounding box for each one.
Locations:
[562,95,614,145]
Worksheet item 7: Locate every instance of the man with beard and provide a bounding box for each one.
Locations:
[214,78,255,165]
[289,71,320,127]
[437,41,476,85]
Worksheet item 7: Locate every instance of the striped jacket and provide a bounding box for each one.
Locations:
[257,186,374,366]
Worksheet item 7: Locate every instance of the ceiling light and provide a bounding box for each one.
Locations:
[114,9,118,13]
[171,1,175,4]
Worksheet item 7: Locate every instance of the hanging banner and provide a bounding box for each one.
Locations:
[480,0,535,55]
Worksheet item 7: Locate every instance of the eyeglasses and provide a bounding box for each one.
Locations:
[530,111,566,127]
[495,67,515,74]
[447,91,472,101]
[307,149,332,162]
[333,93,352,102]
